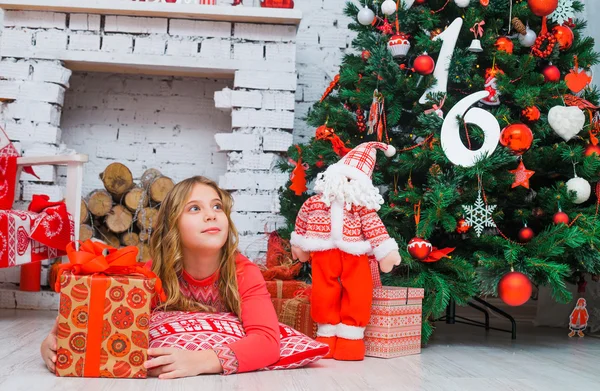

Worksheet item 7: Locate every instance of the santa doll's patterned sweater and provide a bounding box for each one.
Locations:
[291,194,399,261]
[145,254,280,375]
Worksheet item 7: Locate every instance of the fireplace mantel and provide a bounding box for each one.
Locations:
[0,0,302,26]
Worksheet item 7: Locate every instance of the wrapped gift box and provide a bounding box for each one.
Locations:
[271,297,317,338]
[266,279,310,299]
[0,209,67,268]
[55,272,157,378]
[364,286,424,358]
[54,240,165,378]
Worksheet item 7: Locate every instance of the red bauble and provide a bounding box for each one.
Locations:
[553,210,570,225]
[500,124,534,155]
[518,226,535,242]
[542,65,561,82]
[315,160,324,168]
[521,106,541,122]
[494,37,514,54]
[584,144,600,157]
[361,50,371,61]
[415,0,427,4]
[414,54,435,75]
[498,272,533,306]
[527,0,558,17]
[407,237,432,260]
[456,218,470,234]
[552,25,574,51]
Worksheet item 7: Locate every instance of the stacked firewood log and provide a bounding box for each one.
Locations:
[80,163,174,262]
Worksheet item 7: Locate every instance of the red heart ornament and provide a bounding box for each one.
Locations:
[565,68,592,94]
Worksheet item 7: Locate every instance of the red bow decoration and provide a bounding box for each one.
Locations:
[470,21,485,39]
[424,94,446,118]
[315,124,352,157]
[55,240,166,302]
[421,247,455,263]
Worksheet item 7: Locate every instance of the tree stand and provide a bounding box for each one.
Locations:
[436,297,517,340]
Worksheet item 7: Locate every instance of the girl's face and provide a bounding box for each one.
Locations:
[178,183,229,254]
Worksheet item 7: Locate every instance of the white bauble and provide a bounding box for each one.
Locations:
[454,0,470,7]
[566,176,591,204]
[548,106,585,141]
[518,27,537,47]
[381,0,397,16]
[357,6,375,26]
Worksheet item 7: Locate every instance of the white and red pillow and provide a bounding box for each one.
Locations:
[149,311,329,371]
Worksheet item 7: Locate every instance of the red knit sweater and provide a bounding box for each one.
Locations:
[146,254,280,374]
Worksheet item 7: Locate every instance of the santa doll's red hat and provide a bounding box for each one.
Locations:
[326,142,396,184]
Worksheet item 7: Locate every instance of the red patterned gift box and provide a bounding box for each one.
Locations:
[266,279,310,299]
[271,297,317,338]
[55,240,165,378]
[365,257,424,358]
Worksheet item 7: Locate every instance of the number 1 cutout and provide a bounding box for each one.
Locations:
[419,18,463,105]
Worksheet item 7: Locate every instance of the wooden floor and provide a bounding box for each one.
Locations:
[1,309,599,391]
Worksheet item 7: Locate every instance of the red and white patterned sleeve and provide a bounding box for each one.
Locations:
[212,345,239,375]
[358,207,399,261]
[221,254,280,374]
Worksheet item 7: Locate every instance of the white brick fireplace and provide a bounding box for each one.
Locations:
[0,0,302,264]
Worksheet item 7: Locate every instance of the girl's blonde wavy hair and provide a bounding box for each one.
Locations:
[149,176,241,317]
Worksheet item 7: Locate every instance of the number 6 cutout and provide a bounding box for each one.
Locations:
[441,91,500,167]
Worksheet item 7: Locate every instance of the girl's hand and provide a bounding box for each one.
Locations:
[145,347,222,379]
[40,316,59,373]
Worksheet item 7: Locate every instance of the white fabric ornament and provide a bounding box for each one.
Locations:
[566,176,591,204]
[381,0,397,15]
[548,106,585,141]
[549,0,575,25]
[357,6,375,26]
[454,0,471,7]
[519,27,537,47]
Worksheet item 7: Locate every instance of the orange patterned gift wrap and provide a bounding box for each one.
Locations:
[54,240,165,378]
[365,256,424,358]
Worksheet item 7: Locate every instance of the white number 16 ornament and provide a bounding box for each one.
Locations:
[441,91,501,167]
[419,18,463,104]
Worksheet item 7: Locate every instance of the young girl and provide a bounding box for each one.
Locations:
[41,176,281,378]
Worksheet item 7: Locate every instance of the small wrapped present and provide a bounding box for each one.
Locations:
[365,257,424,358]
[271,297,317,338]
[54,240,165,378]
[266,279,311,299]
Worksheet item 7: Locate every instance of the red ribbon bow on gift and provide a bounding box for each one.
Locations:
[55,239,166,302]
[470,21,485,39]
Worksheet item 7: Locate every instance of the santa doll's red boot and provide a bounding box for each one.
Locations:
[315,336,336,359]
[333,338,365,361]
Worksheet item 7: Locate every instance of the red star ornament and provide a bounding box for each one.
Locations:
[509,161,535,189]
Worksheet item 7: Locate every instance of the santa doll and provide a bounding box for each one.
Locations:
[568,298,589,338]
[291,142,402,361]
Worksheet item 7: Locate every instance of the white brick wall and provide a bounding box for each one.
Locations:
[0,6,315,262]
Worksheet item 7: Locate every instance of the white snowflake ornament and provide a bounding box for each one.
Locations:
[462,190,497,237]
[549,0,575,26]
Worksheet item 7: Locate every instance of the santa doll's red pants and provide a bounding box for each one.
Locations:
[310,248,372,339]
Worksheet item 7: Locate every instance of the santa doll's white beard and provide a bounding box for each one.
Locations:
[314,171,384,211]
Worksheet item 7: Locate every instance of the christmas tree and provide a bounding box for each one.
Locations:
[277,0,600,342]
